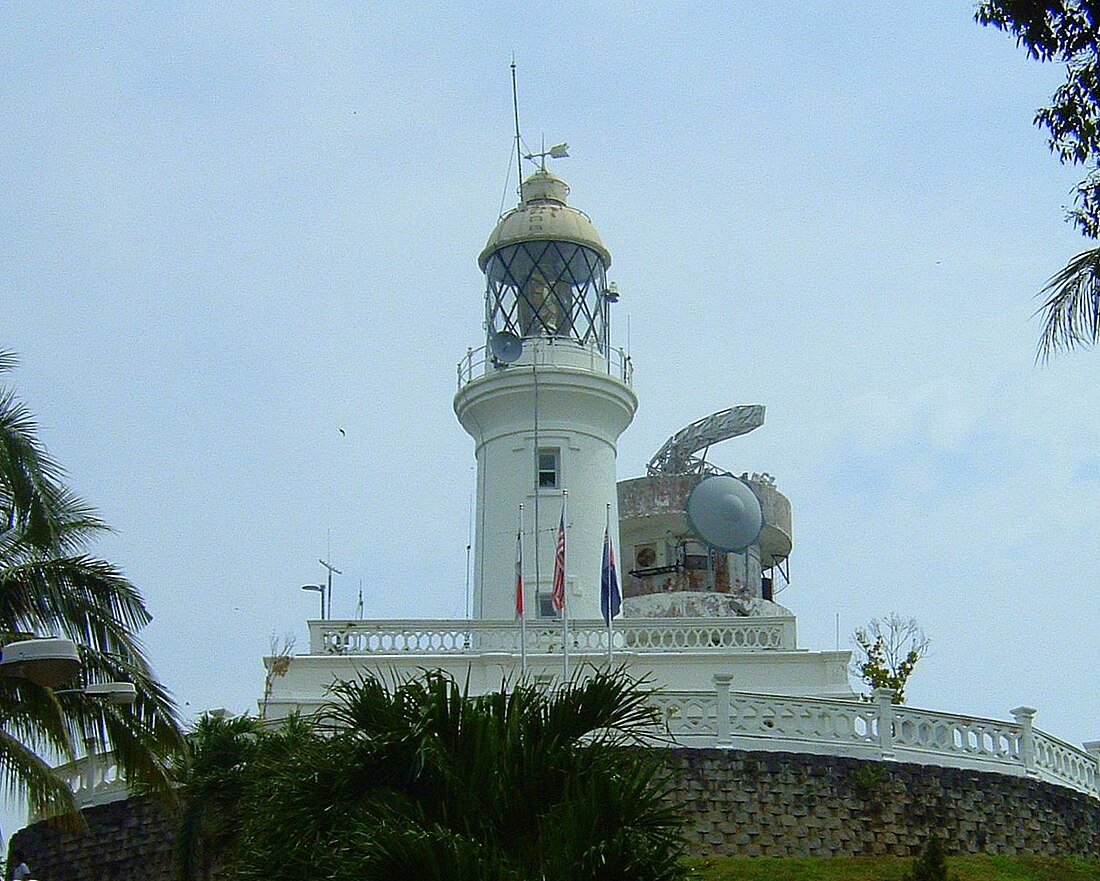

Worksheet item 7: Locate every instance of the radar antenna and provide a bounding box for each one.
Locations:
[647,405,765,476]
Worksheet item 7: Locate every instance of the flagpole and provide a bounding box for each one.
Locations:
[562,489,569,681]
[518,503,527,677]
[606,503,613,666]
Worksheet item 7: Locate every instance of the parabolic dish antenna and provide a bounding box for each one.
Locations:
[686,474,764,553]
[489,330,523,364]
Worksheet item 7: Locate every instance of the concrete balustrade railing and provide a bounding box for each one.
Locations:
[35,750,128,821]
[44,677,1100,814]
[308,617,797,656]
[655,681,1100,798]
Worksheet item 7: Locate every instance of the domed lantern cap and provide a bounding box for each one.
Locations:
[478,169,611,270]
[686,475,765,553]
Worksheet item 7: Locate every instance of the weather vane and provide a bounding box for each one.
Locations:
[524,141,570,171]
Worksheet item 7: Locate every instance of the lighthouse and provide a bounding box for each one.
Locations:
[262,149,854,721]
[454,165,637,621]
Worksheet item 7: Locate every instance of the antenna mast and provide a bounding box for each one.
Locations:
[319,558,342,620]
[511,57,524,201]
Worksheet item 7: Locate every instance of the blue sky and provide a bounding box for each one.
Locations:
[6,1,1100,830]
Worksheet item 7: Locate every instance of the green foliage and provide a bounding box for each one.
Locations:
[175,667,686,881]
[850,615,928,704]
[167,713,266,881]
[976,3,1100,357]
[977,2,1100,233]
[0,350,184,818]
[849,764,887,802]
[905,837,956,881]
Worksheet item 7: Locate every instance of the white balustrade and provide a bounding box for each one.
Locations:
[890,704,1021,770]
[308,617,797,656]
[659,688,1100,799]
[1034,730,1099,792]
[34,751,128,820]
[42,684,1100,814]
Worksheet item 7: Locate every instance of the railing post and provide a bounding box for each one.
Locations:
[874,688,896,759]
[713,673,732,744]
[1083,740,1100,796]
[1012,706,1039,777]
[308,622,324,653]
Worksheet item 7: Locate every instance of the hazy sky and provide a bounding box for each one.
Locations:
[6,2,1100,829]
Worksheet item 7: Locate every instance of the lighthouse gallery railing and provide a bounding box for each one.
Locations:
[457,339,634,389]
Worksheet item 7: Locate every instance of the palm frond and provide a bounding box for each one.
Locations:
[0,349,185,827]
[0,555,153,646]
[0,389,105,552]
[1037,246,1100,360]
[0,726,77,821]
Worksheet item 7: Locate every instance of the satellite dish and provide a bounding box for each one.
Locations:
[489,330,523,364]
[686,475,764,553]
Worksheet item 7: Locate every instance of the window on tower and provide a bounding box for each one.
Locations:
[538,594,559,619]
[537,448,560,489]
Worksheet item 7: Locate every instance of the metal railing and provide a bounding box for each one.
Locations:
[456,338,633,389]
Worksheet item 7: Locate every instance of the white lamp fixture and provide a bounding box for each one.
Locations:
[0,637,81,688]
[80,682,137,705]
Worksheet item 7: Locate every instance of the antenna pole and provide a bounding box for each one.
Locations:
[511,57,524,200]
[533,349,541,618]
[320,558,342,620]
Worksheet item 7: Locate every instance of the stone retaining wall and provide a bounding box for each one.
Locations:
[9,795,174,881]
[666,749,1100,858]
[12,749,1100,877]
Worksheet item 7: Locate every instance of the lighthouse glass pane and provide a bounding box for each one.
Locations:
[485,241,608,350]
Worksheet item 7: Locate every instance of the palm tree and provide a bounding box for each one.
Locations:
[1036,248,1100,360]
[177,668,686,881]
[168,713,266,881]
[0,350,184,818]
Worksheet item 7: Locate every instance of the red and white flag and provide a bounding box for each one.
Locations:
[551,505,566,612]
[514,527,524,618]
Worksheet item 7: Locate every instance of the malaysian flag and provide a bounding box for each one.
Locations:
[551,505,566,612]
[515,527,524,618]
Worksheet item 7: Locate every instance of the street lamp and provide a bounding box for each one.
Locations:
[301,584,325,619]
[0,637,80,687]
[55,682,138,705]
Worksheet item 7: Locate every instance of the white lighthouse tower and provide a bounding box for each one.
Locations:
[262,148,855,723]
[454,165,637,621]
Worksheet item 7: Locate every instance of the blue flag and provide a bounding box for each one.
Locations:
[600,526,621,626]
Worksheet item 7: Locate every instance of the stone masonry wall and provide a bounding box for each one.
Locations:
[665,749,1100,858]
[12,749,1100,877]
[9,796,175,881]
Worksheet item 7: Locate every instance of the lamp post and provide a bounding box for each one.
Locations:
[301,583,325,619]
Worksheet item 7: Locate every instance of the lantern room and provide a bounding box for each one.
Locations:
[478,169,614,355]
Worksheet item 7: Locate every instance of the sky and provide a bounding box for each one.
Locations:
[5,1,1100,828]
